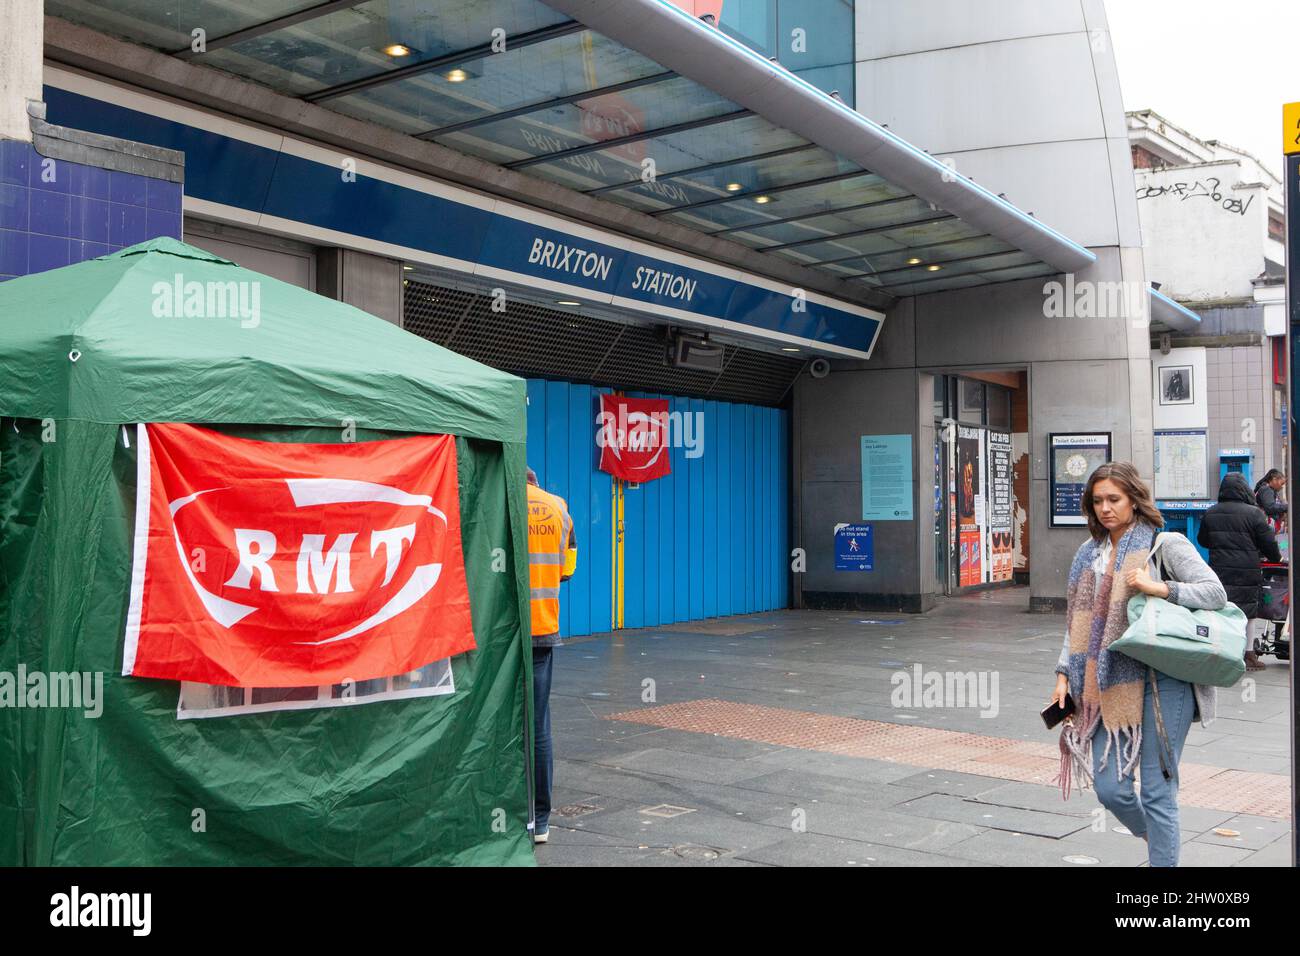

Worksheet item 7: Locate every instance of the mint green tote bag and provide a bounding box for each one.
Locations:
[1111,533,1247,687]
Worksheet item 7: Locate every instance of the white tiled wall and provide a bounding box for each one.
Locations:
[1206,344,1276,491]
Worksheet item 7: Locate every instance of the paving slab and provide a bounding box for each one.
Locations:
[553,759,806,821]
[755,801,984,852]
[1190,813,1293,851]
[889,769,1015,799]
[591,747,786,786]
[734,832,983,867]
[1175,841,1256,867]
[931,829,1108,867]
[536,828,768,867]
[892,792,1092,839]
[1233,834,1294,867]
[571,806,790,858]
[732,767,933,808]
[1056,826,1156,866]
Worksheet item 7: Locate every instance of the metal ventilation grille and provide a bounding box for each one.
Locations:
[403,279,803,406]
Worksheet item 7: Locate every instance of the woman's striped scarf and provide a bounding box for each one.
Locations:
[1057,520,1153,797]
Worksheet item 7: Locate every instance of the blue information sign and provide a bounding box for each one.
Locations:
[835,524,874,571]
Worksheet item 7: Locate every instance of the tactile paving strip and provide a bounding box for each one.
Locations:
[606,699,1291,819]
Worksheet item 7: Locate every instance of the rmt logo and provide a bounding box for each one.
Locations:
[176,478,452,641]
[124,425,475,687]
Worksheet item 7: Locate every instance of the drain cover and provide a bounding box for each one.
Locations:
[671,844,721,861]
[640,804,696,819]
[1063,854,1100,865]
[555,803,602,819]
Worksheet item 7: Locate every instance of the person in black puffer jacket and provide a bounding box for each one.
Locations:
[1254,469,1288,526]
[1198,472,1281,670]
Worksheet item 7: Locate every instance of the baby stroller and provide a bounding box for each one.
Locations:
[1254,561,1290,661]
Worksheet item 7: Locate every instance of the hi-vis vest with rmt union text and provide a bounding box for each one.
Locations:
[527,484,575,637]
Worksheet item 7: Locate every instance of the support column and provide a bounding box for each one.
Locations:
[1,0,43,142]
[317,247,404,327]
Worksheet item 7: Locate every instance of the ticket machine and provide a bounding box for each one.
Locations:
[1156,499,1212,561]
[1219,448,1254,488]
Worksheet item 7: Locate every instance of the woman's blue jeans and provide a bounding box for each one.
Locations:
[1090,670,1196,867]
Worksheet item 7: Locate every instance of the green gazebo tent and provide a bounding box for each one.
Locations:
[0,238,535,865]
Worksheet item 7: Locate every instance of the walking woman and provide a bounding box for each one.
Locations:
[1049,462,1226,867]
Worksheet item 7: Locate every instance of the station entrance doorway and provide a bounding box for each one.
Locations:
[933,371,1029,596]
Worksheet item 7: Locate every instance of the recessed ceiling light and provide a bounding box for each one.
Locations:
[906,257,922,265]
[402,265,413,271]
[556,299,581,306]
[725,182,743,192]
[753,195,772,204]
[446,68,468,82]
[927,264,942,272]
[383,43,412,57]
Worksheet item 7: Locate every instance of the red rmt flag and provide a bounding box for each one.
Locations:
[597,394,672,482]
[122,423,475,687]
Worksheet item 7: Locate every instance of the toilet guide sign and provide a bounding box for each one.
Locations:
[1049,433,1112,527]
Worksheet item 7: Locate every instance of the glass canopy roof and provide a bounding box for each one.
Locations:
[46,0,1068,299]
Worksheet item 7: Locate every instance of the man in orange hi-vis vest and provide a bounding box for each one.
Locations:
[526,468,576,845]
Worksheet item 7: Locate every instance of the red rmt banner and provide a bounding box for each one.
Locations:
[122,423,475,687]
[597,394,673,482]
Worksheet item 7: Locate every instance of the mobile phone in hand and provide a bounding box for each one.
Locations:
[1041,694,1075,730]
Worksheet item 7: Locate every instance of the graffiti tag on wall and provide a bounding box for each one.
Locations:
[1136,177,1255,216]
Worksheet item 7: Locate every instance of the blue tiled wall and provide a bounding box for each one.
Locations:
[0,138,181,281]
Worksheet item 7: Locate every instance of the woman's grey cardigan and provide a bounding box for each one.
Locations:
[1055,530,1227,728]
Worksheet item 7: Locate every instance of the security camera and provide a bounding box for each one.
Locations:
[809,358,831,379]
[939,417,956,443]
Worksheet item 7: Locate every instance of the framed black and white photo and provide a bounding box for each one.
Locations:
[1159,365,1193,405]
[958,379,984,421]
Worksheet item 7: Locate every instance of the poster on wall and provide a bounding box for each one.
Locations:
[988,431,1014,581]
[956,426,981,527]
[834,524,874,571]
[1049,433,1112,527]
[1153,429,1209,500]
[959,529,982,586]
[956,425,986,586]
[990,531,1013,582]
[860,434,913,520]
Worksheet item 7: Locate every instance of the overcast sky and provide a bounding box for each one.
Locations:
[1105,0,1300,179]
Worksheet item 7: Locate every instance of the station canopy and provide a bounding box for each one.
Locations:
[46,0,1097,301]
